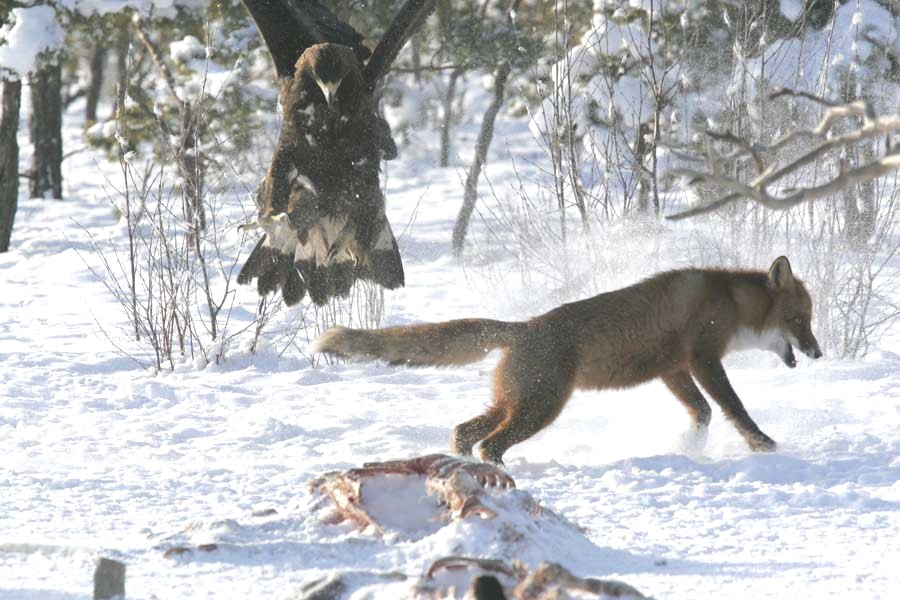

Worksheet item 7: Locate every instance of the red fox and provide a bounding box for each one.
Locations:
[316,257,822,464]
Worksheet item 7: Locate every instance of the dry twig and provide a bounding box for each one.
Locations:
[669,89,900,220]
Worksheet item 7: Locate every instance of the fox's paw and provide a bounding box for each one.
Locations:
[478,444,506,467]
[676,425,709,456]
[748,433,777,452]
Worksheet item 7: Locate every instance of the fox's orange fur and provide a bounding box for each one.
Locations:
[316,257,822,463]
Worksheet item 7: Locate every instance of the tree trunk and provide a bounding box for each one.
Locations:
[410,33,422,84]
[634,122,652,213]
[452,63,511,256]
[179,101,206,232]
[837,69,876,248]
[0,79,22,253]
[564,105,588,227]
[30,61,63,200]
[438,68,462,168]
[112,34,129,120]
[86,44,107,125]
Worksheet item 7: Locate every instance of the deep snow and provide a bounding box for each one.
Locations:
[1,87,900,600]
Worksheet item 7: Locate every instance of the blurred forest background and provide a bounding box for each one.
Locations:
[2,0,899,367]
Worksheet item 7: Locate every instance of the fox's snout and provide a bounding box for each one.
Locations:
[799,336,823,360]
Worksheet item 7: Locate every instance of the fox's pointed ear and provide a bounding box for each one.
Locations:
[767,256,795,290]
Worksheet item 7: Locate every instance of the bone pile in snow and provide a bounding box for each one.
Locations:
[309,454,648,599]
[309,453,515,530]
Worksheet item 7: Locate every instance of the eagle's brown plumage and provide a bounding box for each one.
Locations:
[237,42,404,306]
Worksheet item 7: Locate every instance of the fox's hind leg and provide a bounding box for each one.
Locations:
[452,351,512,456]
[478,343,576,464]
[451,405,506,456]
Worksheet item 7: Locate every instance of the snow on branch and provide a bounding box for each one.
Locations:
[0,0,206,77]
[0,6,64,77]
[668,88,900,220]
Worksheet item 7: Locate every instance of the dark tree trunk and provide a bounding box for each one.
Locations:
[86,44,108,125]
[30,61,64,200]
[838,69,876,247]
[438,68,463,168]
[410,32,422,84]
[0,79,22,253]
[179,102,206,231]
[112,34,129,120]
[634,122,652,214]
[452,63,511,256]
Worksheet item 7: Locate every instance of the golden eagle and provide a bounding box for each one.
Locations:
[238,0,435,306]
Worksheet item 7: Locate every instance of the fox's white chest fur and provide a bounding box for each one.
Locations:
[727,326,784,354]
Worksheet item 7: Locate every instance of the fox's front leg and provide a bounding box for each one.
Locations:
[689,357,777,452]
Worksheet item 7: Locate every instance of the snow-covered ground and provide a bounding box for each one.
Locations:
[2,93,900,599]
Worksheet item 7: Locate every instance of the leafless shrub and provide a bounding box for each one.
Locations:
[82,148,244,371]
[80,58,246,371]
[469,4,900,359]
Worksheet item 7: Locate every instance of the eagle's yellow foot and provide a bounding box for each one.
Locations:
[325,229,355,265]
[238,213,289,232]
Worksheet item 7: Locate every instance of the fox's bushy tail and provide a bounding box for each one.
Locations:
[314,319,525,366]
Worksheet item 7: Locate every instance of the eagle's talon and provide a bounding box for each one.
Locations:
[240,213,291,234]
[325,230,353,265]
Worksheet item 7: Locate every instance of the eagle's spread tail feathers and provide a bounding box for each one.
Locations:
[358,218,404,289]
[238,239,308,305]
[238,218,403,307]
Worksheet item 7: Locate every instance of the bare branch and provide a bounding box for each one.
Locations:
[133,18,184,108]
[669,91,900,220]
[667,192,741,221]
[672,150,900,219]
[704,130,764,173]
[768,87,841,108]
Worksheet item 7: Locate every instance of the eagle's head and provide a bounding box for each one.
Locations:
[301,43,359,110]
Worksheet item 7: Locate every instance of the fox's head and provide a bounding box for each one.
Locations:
[765,256,822,365]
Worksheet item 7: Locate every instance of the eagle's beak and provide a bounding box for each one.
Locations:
[316,79,340,109]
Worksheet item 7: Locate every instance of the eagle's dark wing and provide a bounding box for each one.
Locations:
[241,0,369,79]
[362,0,439,91]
